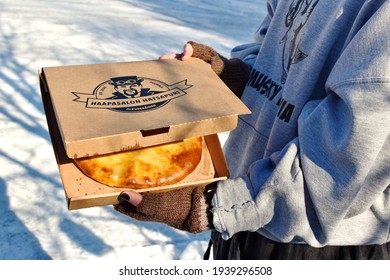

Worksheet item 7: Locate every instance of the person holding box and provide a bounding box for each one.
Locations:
[115,0,390,260]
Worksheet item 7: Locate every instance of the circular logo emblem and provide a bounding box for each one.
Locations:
[73,75,192,113]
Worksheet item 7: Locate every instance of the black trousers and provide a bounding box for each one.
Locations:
[207,230,390,260]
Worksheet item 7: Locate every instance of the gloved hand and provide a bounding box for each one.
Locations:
[160,41,250,98]
[114,183,217,234]
[188,41,250,98]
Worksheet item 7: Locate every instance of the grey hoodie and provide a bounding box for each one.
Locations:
[211,0,390,247]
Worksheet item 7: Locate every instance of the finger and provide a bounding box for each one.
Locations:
[118,190,143,207]
[181,43,193,61]
[159,53,181,60]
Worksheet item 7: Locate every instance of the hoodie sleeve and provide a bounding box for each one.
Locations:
[211,2,390,246]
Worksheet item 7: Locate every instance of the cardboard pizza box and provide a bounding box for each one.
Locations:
[39,58,251,210]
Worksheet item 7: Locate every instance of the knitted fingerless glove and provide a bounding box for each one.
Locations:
[188,41,250,98]
[114,184,216,234]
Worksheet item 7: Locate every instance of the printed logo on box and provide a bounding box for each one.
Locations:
[72,76,192,113]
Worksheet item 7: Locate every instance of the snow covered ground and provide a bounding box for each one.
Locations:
[0,0,266,260]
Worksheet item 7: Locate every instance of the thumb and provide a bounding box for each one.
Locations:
[181,43,193,61]
[118,190,143,207]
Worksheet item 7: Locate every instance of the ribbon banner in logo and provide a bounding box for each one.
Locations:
[73,79,192,112]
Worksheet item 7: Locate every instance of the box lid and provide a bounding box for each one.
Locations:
[40,58,250,158]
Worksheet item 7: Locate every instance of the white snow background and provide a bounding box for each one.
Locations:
[0,0,266,260]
